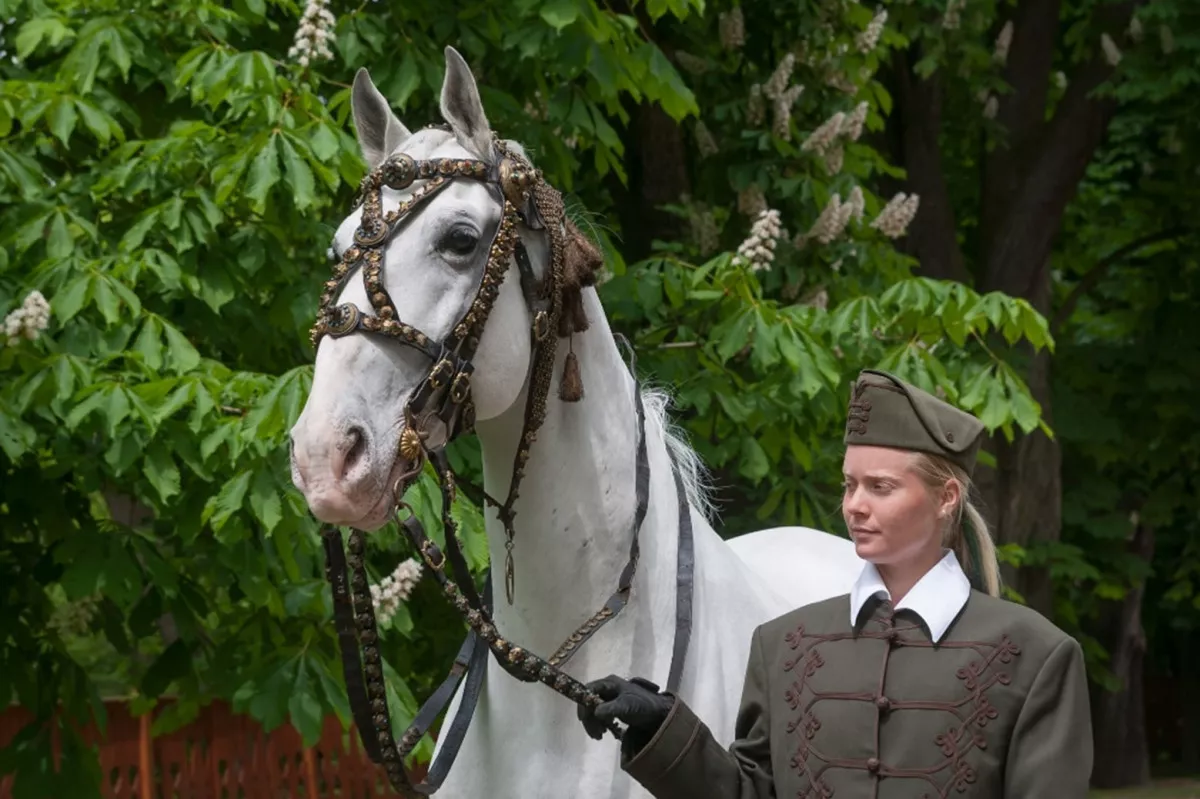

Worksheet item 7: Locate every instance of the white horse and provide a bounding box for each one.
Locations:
[289,46,863,799]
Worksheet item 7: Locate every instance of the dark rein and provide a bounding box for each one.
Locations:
[310,137,695,795]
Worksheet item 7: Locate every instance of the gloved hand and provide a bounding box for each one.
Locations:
[578,675,675,759]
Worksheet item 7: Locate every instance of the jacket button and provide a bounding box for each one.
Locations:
[867,757,880,774]
[875,696,891,712]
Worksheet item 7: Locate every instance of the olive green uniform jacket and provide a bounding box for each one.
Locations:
[622,592,1093,798]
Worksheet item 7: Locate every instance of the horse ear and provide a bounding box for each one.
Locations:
[352,68,412,170]
[440,46,493,160]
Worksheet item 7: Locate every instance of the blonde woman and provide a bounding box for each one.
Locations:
[579,369,1092,798]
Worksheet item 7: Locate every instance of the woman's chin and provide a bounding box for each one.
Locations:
[853,537,888,562]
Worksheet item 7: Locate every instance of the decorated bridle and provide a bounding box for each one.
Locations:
[310,130,694,796]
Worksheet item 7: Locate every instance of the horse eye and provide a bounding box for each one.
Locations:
[440,226,479,257]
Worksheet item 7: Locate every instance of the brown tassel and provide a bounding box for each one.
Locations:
[559,344,584,402]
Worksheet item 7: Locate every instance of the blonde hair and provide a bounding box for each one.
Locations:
[908,452,1002,597]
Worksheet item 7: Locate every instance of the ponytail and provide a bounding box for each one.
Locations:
[909,453,1002,597]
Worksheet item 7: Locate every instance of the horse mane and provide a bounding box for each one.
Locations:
[640,387,716,523]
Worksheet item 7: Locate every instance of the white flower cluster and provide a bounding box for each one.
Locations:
[675,51,708,76]
[694,121,718,158]
[1054,71,1068,90]
[802,110,846,155]
[763,54,804,140]
[943,0,965,30]
[841,101,869,140]
[370,558,423,627]
[747,84,766,126]
[825,70,860,95]
[801,102,867,175]
[1160,25,1175,54]
[49,594,100,638]
[719,7,745,50]
[733,209,784,272]
[870,192,920,238]
[847,186,866,222]
[856,8,887,53]
[824,146,844,175]
[4,290,50,346]
[690,206,720,256]
[994,21,1013,65]
[807,194,855,245]
[803,288,829,311]
[983,95,998,119]
[1129,16,1143,43]
[1100,33,1122,67]
[681,195,719,256]
[737,184,767,218]
[287,0,336,67]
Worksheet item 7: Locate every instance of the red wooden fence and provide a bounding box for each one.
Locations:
[0,700,420,799]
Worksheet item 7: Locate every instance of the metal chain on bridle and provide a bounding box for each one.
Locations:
[309,131,694,796]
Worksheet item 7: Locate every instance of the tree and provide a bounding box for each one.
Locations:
[0,0,1054,794]
[1048,37,1200,781]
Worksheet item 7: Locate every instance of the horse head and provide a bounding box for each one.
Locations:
[290,46,599,530]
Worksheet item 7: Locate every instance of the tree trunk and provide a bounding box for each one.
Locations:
[610,100,691,260]
[1181,632,1200,773]
[971,268,1061,612]
[1090,521,1155,788]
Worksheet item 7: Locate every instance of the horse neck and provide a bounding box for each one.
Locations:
[473,290,670,650]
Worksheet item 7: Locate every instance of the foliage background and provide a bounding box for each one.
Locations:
[1,0,1195,794]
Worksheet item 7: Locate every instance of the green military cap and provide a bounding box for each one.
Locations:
[843,369,986,475]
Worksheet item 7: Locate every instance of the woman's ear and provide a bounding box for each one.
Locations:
[939,478,962,519]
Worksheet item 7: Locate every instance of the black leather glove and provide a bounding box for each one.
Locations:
[578,675,675,759]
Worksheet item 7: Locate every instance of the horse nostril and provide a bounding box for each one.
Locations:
[341,426,368,480]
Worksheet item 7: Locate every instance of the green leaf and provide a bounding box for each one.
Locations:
[739,436,770,483]
[91,276,120,326]
[0,412,38,460]
[47,97,78,146]
[979,376,1009,430]
[145,444,182,503]
[161,322,201,373]
[15,18,75,59]
[244,135,281,211]
[713,307,753,363]
[150,699,201,737]
[65,386,109,430]
[646,0,670,21]
[132,317,164,371]
[540,0,580,30]
[75,100,113,144]
[288,660,323,747]
[103,386,131,437]
[1004,370,1041,433]
[249,468,283,533]
[53,275,92,322]
[309,124,339,162]
[141,640,192,697]
[280,137,316,211]
[100,28,132,79]
[204,471,252,535]
[391,52,422,110]
[45,212,74,260]
[829,296,881,342]
[313,656,352,726]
